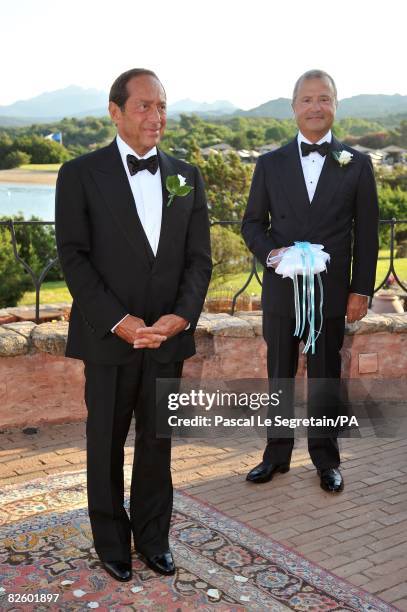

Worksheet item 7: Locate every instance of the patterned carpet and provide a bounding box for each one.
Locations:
[0,469,395,611]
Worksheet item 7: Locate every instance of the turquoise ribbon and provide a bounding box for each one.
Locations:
[292,242,324,355]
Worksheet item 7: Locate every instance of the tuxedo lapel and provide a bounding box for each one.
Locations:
[154,149,184,269]
[91,143,192,271]
[307,135,347,233]
[278,136,348,235]
[278,139,312,225]
[91,140,155,266]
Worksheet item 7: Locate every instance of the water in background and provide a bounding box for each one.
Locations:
[0,183,55,220]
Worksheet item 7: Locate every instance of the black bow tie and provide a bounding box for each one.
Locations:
[301,141,330,157]
[126,154,159,176]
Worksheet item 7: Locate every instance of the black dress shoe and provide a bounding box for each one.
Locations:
[318,467,344,492]
[101,560,132,581]
[246,462,290,484]
[143,550,176,576]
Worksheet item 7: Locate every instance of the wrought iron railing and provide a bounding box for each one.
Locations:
[0,218,406,322]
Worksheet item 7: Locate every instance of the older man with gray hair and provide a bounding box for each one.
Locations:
[242,69,379,493]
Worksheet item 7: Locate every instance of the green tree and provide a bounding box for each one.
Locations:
[0,133,13,159]
[377,185,407,246]
[246,127,264,147]
[189,149,253,223]
[230,133,248,149]
[265,125,285,142]
[210,224,249,279]
[393,120,407,147]
[375,166,407,191]
[332,123,346,140]
[0,227,31,307]
[3,150,31,168]
[338,117,383,137]
[0,215,63,282]
[14,135,71,163]
[356,132,391,149]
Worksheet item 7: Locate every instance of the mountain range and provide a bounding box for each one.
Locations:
[0,87,238,125]
[242,94,407,119]
[0,86,406,126]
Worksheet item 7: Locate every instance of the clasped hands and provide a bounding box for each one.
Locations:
[114,314,189,349]
[269,247,369,323]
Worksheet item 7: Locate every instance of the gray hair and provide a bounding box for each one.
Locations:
[292,69,337,102]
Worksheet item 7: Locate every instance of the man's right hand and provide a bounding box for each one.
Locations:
[114,315,166,348]
[268,247,289,268]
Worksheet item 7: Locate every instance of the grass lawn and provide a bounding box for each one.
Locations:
[20,163,61,172]
[18,280,72,305]
[208,250,407,297]
[17,251,407,305]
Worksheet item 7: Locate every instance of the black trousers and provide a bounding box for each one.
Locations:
[84,351,182,562]
[262,315,345,469]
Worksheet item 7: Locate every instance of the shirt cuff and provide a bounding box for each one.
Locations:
[185,322,191,330]
[111,314,130,333]
[353,293,370,298]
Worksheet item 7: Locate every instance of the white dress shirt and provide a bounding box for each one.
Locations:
[116,133,162,254]
[112,135,162,332]
[112,134,190,332]
[297,129,332,202]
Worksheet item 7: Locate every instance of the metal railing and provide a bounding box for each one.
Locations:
[0,218,406,322]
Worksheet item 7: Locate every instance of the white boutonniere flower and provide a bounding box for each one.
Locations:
[332,150,353,167]
[166,174,193,207]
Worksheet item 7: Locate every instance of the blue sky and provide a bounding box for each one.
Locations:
[1,0,406,109]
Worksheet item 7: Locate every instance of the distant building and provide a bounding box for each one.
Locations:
[200,143,234,158]
[258,144,280,155]
[381,145,407,165]
[198,140,407,167]
[237,149,260,163]
[211,143,234,152]
[171,147,188,160]
[351,144,384,167]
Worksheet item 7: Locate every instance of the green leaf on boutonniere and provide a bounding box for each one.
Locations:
[177,185,193,196]
[166,174,194,207]
[166,175,180,191]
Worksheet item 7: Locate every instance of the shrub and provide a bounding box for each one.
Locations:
[0,214,63,282]
[210,224,249,279]
[3,150,31,169]
[0,227,31,307]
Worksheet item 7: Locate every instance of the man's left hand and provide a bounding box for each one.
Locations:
[133,314,189,349]
[346,293,369,323]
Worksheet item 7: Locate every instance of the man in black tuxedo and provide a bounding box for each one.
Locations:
[242,69,378,493]
[55,68,212,581]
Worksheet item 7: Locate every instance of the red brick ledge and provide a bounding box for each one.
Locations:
[0,311,406,429]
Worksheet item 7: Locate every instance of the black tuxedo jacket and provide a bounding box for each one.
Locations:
[241,136,379,318]
[55,140,212,365]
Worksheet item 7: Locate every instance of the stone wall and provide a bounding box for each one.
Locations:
[0,312,406,429]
